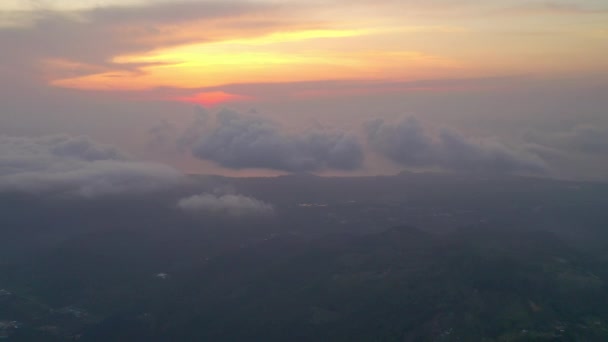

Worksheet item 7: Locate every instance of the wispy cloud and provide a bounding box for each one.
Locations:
[0,1,304,77]
[496,2,608,16]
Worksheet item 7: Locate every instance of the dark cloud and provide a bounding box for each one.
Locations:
[366,117,548,174]
[0,135,182,197]
[177,193,275,217]
[191,109,364,172]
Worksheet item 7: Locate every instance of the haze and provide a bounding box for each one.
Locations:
[1,0,607,180]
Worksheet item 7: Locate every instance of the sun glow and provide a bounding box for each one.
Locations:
[49,27,464,92]
[173,91,251,106]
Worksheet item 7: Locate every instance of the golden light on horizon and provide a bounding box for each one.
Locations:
[42,10,608,95]
[49,25,465,92]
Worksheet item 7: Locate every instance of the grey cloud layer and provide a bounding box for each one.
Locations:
[177,193,275,217]
[366,117,548,174]
[0,135,182,197]
[191,109,364,172]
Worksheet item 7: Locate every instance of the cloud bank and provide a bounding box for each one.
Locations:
[0,135,182,197]
[366,117,548,174]
[177,193,275,217]
[191,109,364,172]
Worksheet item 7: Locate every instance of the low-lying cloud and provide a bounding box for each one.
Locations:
[0,135,182,197]
[191,109,364,172]
[366,117,548,174]
[177,193,275,217]
[526,125,608,155]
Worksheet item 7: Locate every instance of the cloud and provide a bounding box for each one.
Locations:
[177,193,275,217]
[365,117,435,167]
[85,1,275,26]
[147,118,177,150]
[331,0,608,17]
[177,106,209,152]
[0,1,308,79]
[366,117,548,174]
[0,2,308,94]
[191,109,364,172]
[526,125,608,155]
[498,2,608,16]
[0,135,182,197]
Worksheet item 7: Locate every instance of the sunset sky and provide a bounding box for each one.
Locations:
[1,0,607,182]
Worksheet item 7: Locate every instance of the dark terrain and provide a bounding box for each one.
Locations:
[1,173,608,341]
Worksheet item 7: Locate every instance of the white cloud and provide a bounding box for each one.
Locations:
[0,135,182,197]
[177,193,275,217]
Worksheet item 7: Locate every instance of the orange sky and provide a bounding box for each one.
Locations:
[1,1,608,179]
[2,0,600,106]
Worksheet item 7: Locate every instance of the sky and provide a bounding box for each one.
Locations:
[1,0,608,187]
